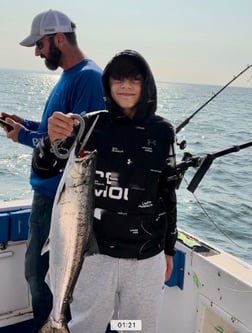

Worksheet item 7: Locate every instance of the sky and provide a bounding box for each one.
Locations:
[1,0,252,87]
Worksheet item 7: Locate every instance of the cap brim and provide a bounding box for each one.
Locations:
[19,34,42,47]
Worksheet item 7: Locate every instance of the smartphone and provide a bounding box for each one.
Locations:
[0,117,14,132]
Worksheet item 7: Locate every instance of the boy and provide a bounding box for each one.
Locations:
[33,49,177,333]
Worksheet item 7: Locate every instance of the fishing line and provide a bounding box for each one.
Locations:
[181,175,244,249]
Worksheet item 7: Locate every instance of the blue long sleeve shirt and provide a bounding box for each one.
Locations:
[18,59,105,198]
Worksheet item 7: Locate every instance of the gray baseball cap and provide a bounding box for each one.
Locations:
[20,9,74,47]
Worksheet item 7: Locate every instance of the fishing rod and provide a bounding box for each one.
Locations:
[187,141,252,192]
[167,141,252,192]
[175,64,252,136]
[172,66,252,247]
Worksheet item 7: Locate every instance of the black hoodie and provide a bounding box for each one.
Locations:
[32,50,177,259]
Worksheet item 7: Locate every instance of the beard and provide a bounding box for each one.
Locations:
[44,43,62,71]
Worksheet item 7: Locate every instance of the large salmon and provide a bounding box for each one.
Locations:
[39,144,98,333]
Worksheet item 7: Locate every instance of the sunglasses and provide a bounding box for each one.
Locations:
[35,35,55,50]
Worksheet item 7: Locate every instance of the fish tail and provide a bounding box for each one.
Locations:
[38,319,70,333]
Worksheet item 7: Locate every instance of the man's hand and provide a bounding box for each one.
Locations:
[3,118,24,142]
[1,112,23,124]
[0,112,25,142]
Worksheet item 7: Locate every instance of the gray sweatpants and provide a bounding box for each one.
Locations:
[69,252,166,333]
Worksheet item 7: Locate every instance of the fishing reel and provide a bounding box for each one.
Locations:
[166,151,202,189]
[176,138,187,150]
[169,64,252,192]
[167,141,252,192]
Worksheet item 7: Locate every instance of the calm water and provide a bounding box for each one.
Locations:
[0,69,251,263]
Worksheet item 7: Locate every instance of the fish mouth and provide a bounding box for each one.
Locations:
[76,149,97,159]
[77,150,92,158]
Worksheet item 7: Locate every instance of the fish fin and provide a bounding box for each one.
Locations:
[85,232,99,256]
[59,183,66,198]
[41,237,50,256]
[44,270,51,290]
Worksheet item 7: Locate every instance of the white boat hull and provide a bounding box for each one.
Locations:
[0,200,251,332]
[158,232,252,332]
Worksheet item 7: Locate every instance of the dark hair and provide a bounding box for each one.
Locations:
[108,54,147,80]
[102,50,157,121]
[64,22,77,45]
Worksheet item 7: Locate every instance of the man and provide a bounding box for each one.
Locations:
[32,49,177,333]
[1,9,105,333]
